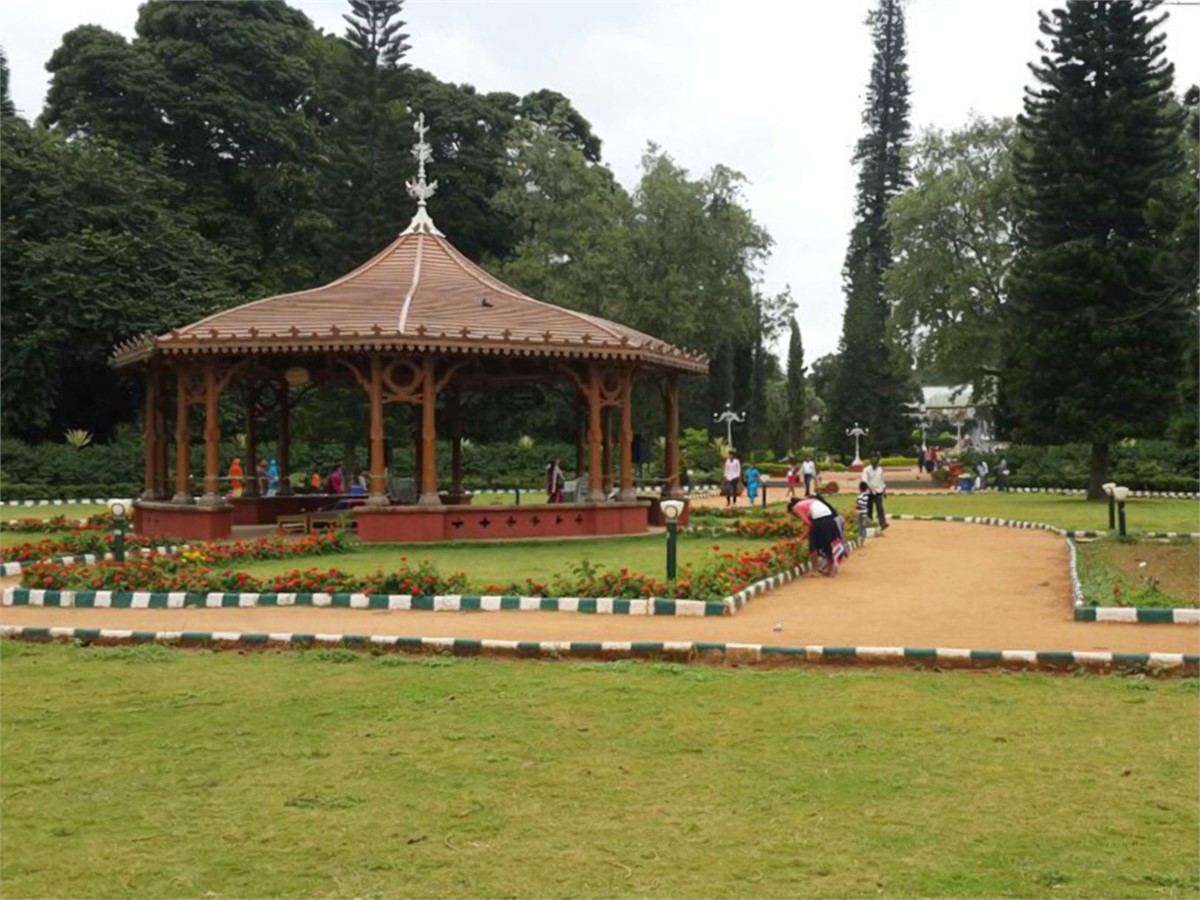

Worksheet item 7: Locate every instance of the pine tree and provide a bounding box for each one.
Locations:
[342,0,410,72]
[0,50,16,120]
[1002,0,1188,498]
[786,318,806,449]
[824,0,913,455]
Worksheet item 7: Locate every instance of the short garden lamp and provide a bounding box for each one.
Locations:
[660,499,686,581]
[109,500,128,563]
[1102,482,1117,530]
[1111,486,1130,537]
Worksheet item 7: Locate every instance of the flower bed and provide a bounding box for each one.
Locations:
[3,530,164,563]
[21,530,817,604]
[3,514,112,534]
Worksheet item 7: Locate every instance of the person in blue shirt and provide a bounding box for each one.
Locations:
[266,459,280,496]
[744,462,761,505]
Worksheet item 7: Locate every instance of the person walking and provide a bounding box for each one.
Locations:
[266,458,280,496]
[228,458,245,498]
[916,446,926,478]
[545,458,565,504]
[744,461,761,505]
[786,457,800,499]
[996,457,1010,492]
[975,457,989,492]
[723,450,741,507]
[256,458,268,496]
[862,452,889,531]
[801,453,818,498]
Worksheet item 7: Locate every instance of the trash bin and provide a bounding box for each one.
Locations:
[960,476,973,493]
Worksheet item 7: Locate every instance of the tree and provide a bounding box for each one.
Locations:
[1001,0,1189,498]
[785,318,806,449]
[1,49,16,119]
[0,118,248,439]
[824,0,915,454]
[885,117,1018,397]
[342,0,410,71]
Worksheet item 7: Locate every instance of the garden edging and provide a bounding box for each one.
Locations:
[2,625,1195,674]
[0,545,185,577]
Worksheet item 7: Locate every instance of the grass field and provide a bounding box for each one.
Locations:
[1,503,109,521]
[878,493,1200,534]
[1,640,1195,899]
[1076,539,1200,609]
[230,534,770,586]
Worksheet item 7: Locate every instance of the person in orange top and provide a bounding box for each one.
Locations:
[228,458,244,497]
[310,469,323,493]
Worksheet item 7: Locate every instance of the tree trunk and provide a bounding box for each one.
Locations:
[1088,441,1109,501]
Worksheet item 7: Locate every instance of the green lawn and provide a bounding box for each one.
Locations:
[1,641,1195,899]
[0,531,58,550]
[1,503,109,521]
[878,493,1200,534]
[231,534,770,586]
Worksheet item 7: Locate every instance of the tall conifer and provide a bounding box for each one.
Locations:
[786,318,806,449]
[824,0,914,455]
[1001,0,1187,497]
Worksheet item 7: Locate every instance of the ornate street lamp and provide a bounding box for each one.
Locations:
[845,422,869,470]
[1102,482,1117,530]
[713,403,746,448]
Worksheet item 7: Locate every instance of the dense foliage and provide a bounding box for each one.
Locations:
[1001,0,1191,498]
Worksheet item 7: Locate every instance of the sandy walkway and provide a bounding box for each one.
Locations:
[3,522,1195,654]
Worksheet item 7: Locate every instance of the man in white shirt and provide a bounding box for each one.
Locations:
[801,454,818,497]
[862,452,889,530]
[723,451,742,507]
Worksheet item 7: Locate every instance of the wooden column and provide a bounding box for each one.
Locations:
[601,407,614,496]
[367,355,388,506]
[417,356,440,506]
[575,394,586,477]
[141,367,160,501]
[277,381,292,495]
[243,383,259,498]
[618,372,636,501]
[172,366,194,504]
[155,386,170,499]
[664,375,681,498]
[449,390,463,495]
[587,366,605,502]
[199,359,222,507]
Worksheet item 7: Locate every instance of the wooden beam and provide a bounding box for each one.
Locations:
[199,359,223,506]
[277,380,293,495]
[367,355,388,506]
[587,365,605,502]
[141,367,160,501]
[618,371,635,501]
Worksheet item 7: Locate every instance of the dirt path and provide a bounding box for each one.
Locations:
[4,522,1195,654]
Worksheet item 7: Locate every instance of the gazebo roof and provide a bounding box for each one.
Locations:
[113,117,706,375]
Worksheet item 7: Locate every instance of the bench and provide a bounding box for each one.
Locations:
[276,513,309,534]
[563,475,589,503]
[309,511,353,531]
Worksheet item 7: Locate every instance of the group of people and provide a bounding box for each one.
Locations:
[227,457,280,497]
[225,459,370,498]
[915,448,1011,491]
[722,451,825,507]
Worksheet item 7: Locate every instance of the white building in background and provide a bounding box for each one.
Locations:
[919,384,995,449]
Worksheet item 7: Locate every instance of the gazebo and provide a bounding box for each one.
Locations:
[113,115,707,542]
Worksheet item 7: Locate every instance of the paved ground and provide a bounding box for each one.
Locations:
[4,521,1196,654]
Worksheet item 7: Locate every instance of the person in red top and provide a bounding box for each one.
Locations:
[787,496,846,576]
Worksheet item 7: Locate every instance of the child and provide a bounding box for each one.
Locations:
[855,480,870,542]
[786,457,800,499]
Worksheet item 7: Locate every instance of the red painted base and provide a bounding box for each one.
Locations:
[227,495,353,527]
[135,502,233,541]
[354,502,650,543]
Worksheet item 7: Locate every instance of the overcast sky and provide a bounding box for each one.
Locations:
[3,0,1198,363]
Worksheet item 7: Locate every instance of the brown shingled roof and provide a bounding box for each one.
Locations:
[112,227,707,374]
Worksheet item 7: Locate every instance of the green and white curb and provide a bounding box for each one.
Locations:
[2,587,727,617]
[0,545,184,577]
[1,497,133,507]
[2,626,1195,673]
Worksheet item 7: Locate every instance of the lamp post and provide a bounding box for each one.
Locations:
[660,499,685,581]
[1112,485,1130,537]
[845,423,869,470]
[713,403,746,449]
[109,500,128,563]
[1102,482,1116,531]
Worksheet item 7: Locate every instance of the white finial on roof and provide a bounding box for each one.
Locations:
[402,112,444,236]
